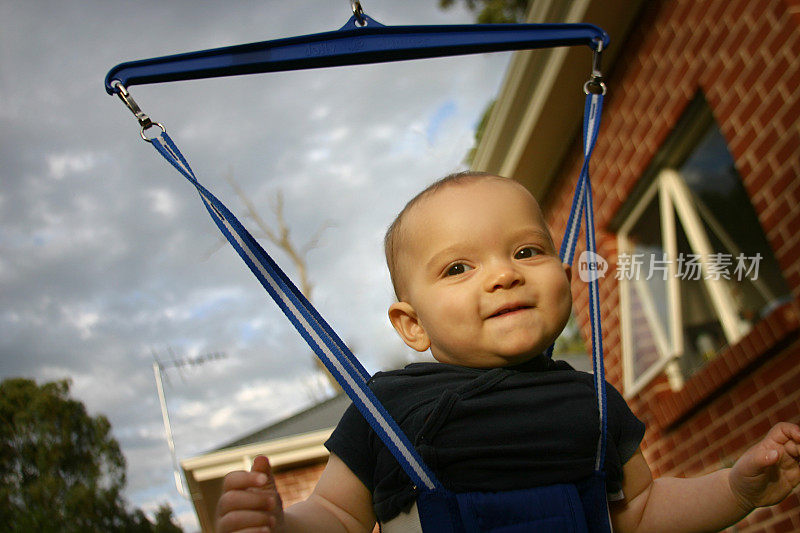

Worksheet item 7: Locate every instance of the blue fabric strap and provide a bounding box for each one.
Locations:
[148,132,442,492]
[560,93,602,265]
[547,92,607,472]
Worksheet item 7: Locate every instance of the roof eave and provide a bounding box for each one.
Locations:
[472,0,644,201]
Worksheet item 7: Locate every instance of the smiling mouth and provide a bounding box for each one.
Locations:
[489,305,533,319]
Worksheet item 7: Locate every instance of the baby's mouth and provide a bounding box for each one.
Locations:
[488,304,533,319]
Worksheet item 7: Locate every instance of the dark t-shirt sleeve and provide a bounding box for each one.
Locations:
[604,382,646,497]
[610,384,645,463]
[325,402,376,492]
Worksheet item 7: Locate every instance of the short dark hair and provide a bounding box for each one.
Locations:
[384,170,505,299]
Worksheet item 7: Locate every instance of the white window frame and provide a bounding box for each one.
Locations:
[618,169,752,397]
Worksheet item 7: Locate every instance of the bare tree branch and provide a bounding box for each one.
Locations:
[210,172,339,393]
[301,220,334,256]
[200,238,228,264]
[223,175,324,300]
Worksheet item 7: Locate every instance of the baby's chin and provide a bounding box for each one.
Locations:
[430,351,542,369]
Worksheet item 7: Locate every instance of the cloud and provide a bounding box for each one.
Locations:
[0,1,509,529]
[146,188,179,218]
[46,151,102,180]
[68,310,101,340]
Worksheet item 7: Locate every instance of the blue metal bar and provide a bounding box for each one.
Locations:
[105,14,608,94]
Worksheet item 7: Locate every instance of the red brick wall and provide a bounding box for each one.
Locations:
[274,460,379,531]
[545,1,800,530]
[273,461,327,508]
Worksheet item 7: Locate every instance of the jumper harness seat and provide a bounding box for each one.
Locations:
[106,4,611,530]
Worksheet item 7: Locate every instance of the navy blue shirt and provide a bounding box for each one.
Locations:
[325,355,645,522]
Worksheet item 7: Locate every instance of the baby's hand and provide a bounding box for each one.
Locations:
[216,455,284,533]
[729,422,800,511]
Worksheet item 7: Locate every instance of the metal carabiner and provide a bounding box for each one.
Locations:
[112,81,166,142]
[583,38,606,95]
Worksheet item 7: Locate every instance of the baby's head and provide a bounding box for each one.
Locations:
[385,172,573,368]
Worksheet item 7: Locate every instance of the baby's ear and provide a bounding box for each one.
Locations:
[388,302,430,352]
[562,262,572,282]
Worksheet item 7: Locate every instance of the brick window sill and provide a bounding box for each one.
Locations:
[651,301,800,429]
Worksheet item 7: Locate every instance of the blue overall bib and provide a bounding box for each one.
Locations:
[416,472,610,532]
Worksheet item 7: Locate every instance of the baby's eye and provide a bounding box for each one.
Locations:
[445,263,473,277]
[514,247,541,259]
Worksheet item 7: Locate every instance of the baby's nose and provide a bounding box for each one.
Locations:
[485,262,524,291]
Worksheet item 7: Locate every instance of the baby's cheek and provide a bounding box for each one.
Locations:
[556,277,573,313]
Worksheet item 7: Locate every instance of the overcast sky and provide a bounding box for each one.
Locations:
[0,1,513,529]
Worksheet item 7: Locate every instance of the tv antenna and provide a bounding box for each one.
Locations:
[152,349,226,498]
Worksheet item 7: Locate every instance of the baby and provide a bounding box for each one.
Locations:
[217,172,800,532]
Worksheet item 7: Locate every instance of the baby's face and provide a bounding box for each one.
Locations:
[390,178,572,368]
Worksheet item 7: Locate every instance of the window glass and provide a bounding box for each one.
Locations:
[680,126,790,325]
[674,210,727,378]
[628,272,663,382]
[618,100,791,394]
[625,195,670,382]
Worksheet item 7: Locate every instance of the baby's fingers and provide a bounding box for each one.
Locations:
[216,508,276,533]
[222,469,270,492]
[217,488,279,518]
[785,434,800,459]
[768,422,800,444]
[768,423,800,460]
[787,423,800,449]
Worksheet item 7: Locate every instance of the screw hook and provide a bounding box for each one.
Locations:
[351,1,366,26]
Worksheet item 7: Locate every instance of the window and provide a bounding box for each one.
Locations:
[617,97,790,396]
